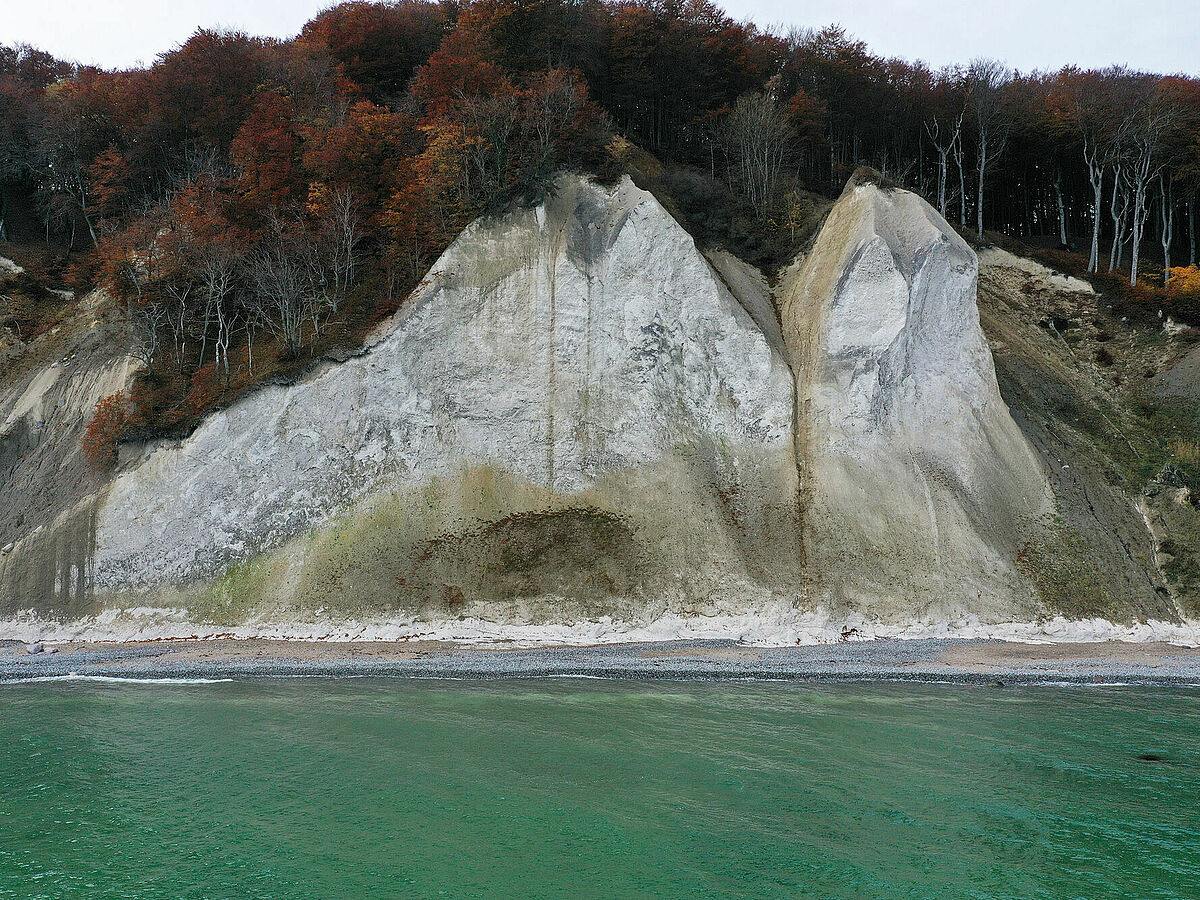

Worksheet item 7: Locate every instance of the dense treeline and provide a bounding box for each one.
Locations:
[2,0,1200,435]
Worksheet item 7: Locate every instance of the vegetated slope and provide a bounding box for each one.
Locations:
[976,248,1200,620]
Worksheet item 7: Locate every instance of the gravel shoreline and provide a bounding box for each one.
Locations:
[3,638,1200,685]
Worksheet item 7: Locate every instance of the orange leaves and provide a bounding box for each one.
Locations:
[416,120,480,188]
[82,392,130,468]
[222,91,409,248]
[377,46,609,290]
[301,100,410,220]
[385,121,477,264]
[408,30,509,123]
[141,29,271,155]
[231,91,303,210]
[785,89,827,146]
[91,214,159,303]
[180,364,224,418]
[1163,268,1200,330]
[1168,267,1200,298]
[297,1,446,101]
[86,147,131,219]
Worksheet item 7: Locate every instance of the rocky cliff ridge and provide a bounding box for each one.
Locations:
[779,172,1053,620]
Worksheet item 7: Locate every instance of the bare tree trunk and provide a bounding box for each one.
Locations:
[1085,142,1104,272]
[197,296,212,370]
[723,92,792,223]
[1128,148,1156,287]
[214,300,235,386]
[952,130,966,228]
[1130,178,1148,287]
[164,283,191,374]
[1190,195,1196,267]
[1054,170,1068,247]
[1126,105,1175,286]
[975,137,987,241]
[925,115,961,219]
[1108,162,1128,273]
[937,149,948,216]
[1160,174,1174,284]
[966,59,1011,242]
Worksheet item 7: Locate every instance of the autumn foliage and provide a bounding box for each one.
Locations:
[0,0,1196,441]
[1169,267,1200,298]
[82,392,129,468]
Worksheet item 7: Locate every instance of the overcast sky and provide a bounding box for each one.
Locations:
[2,0,1197,75]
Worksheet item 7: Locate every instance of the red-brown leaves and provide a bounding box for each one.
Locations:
[298,1,447,102]
[82,392,129,468]
[231,91,304,210]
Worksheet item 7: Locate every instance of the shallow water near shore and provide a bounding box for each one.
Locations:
[1,680,1197,899]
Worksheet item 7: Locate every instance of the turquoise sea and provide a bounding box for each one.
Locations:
[1,678,1197,899]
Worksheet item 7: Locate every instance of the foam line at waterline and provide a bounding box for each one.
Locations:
[1,673,233,685]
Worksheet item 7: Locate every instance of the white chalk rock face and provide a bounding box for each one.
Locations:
[93,176,799,611]
[779,173,1053,620]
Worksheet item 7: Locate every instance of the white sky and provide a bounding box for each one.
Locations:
[1,0,1197,75]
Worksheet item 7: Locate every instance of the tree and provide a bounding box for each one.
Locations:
[722,86,793,222]
[603,0,772,159]
[82,392,129,468]
[1161,173,1176,283]
[230,90,304,209]
[242,214,321,357]
[87,146,133,223]
[307,183,362,300]
[1109,149,1133,273]
[38,71,122,248]
[517,68,593,201]
[157,171,246,380]
[1051,68,1128,271]
[7,0,1200,437]
[408,29,508,122]
[456,79,522,209]
[0,44,72,241]
[1124,84,1177,286]
[1162,78,1200,271]
[965,58,1012,241]
[298,0,448,103]
[924,71,965,219]
[301,99,412,220]
[138,30,271,164]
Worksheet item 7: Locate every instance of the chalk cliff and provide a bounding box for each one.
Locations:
[778,171,1054,620]
[84,175,799,621]
[0,170,1185,633]
[0,288,136,612]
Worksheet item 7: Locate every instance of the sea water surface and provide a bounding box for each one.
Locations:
[1,678,1197,899]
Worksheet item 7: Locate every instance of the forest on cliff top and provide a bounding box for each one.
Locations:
[3,0,1200,445]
